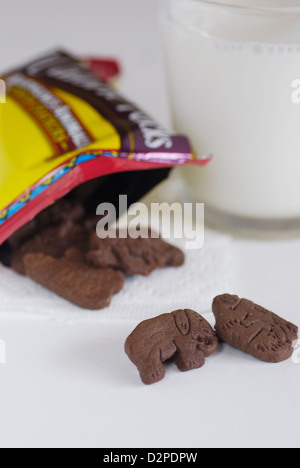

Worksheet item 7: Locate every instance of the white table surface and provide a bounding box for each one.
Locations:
[1,0,300,449]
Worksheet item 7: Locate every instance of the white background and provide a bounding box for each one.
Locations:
[1,0,300,449]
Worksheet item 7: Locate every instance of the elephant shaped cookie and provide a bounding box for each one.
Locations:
[125,309,218,384]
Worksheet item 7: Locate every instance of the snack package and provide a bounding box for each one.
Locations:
[0,50,210,245]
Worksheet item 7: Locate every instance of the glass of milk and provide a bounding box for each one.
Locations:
[160,0,300,236]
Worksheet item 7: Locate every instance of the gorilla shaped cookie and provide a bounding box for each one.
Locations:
[125,310,218,384]
[213,294,298,363]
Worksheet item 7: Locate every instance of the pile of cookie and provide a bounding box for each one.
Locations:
[125,294,299,384]
[7,198,185,309]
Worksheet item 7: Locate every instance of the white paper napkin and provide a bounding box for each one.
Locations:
[0,230,234,321]
[0,173,236,322]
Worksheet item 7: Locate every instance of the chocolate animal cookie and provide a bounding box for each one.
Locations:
[11,223,88,275]
[8,199,85,248]
[125,310,218,384]
[213,294,298,363]
[23,249,125,310]
[88,232,185,276]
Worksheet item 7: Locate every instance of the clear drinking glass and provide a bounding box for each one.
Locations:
[160,0,300,237]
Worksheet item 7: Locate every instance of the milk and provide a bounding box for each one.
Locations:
[161,0,300,221]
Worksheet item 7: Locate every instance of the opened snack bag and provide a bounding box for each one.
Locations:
[0,49,211,245]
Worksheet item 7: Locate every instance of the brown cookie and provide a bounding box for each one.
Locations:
[125,309,218,385]
[38,198,85,226]
[11,223,88,275]
[213,294,298,363]
[8,198,85,248]
[23,250,125,310]
[88,232,185,276]
[8,219,38,250]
